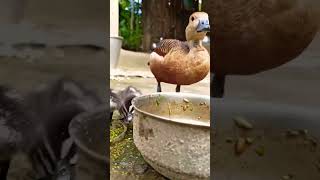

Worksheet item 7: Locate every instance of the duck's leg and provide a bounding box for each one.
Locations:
[0,160,9,180]
[110,111,114,121]
[157,82,162,92]
[176,85,181,92]
[211,74,225,98]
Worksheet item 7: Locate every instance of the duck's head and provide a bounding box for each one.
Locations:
[186,12,210,41]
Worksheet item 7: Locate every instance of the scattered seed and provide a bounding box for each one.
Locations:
[255,146,265,156]
[245,137,254,145]
[183,98,189,103]
[235,138,247,155]
[199,102,206,106]
[182,105,187,111]
[233,116,253,130]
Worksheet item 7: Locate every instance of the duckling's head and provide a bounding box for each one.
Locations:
[186,12,210,41]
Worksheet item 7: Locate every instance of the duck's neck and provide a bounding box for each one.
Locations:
[188,40,202,48]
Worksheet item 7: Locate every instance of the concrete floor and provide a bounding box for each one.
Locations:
[110,49,210,95]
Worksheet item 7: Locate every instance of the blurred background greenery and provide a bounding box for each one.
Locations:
[118,0,201,52]
[119,0,142,51]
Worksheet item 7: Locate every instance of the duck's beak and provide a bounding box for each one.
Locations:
[197,19,210,32]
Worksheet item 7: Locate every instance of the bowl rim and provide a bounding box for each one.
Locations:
[109,36,123,40]
[132,92,210,128]
[69,105,108,163]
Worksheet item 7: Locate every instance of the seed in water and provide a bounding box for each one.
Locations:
[183,98,189,103]
[233,116,253,129]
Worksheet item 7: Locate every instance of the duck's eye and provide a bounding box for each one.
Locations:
[191,16,195,21]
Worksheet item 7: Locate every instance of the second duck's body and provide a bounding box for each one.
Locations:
[148,12,210,92]
[150,39,209,85]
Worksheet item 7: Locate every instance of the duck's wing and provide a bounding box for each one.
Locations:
[153,39,189,57]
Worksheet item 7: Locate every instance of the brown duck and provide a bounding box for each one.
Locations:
[203,0,319,97]
[148,12,210,92]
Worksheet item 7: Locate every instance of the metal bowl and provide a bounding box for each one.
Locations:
[110,36,123,69]
[69,105,108,180]
[132,92,210,180]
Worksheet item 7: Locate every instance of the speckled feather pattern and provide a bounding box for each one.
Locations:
[149,40,210,85]
[153,39,190,57]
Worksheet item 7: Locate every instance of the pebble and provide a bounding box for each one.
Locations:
[233,116,253,130]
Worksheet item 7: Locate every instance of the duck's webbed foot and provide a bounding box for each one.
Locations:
[176,85,181,92]
[157,82,162,92]
[211,74,225,98]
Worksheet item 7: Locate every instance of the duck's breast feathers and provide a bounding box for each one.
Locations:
[153,39,190,57]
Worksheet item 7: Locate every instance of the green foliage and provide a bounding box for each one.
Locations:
[119,0,143,51]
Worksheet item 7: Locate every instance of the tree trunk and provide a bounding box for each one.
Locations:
[130,0,134,31]
[141,0,198,52]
